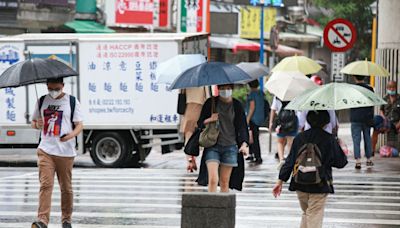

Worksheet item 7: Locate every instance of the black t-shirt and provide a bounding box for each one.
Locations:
[350,83,374,123]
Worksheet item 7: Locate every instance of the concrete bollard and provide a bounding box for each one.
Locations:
[181,192,236,228]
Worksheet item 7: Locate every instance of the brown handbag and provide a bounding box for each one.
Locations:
[199,97,220,148]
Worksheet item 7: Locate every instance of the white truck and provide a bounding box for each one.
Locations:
[0,33,208,167]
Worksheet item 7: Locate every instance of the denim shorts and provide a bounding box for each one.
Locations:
[204,144,238,167]
[277,130,298,138]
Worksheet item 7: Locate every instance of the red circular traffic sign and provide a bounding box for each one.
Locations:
[323,18,357,52]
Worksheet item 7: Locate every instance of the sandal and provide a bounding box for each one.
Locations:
[355,163,361,169]
[366,160,374,167]
[32,221,47,228]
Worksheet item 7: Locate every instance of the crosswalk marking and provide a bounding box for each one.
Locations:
[1,167,399,227]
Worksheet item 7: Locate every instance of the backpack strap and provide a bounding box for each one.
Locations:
[69,95,78,148]
[37,95,46,144]
[38,95,46,111]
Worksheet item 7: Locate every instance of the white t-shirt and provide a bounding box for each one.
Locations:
[271,96,282,112]
[32,94,83,157]
[297,110,338,134]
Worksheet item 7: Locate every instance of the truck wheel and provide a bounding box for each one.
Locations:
[90,132,129,168]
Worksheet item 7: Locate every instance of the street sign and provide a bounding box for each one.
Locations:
[323,18,356,52]
[331,52,345,81]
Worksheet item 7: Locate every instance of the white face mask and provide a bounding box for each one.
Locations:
[219,89,233,98]
[49,90,62,99]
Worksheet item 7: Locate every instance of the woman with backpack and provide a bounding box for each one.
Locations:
[272,110,348,228]
[269,96,299,169]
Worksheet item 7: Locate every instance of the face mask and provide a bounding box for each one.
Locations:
[49,90,62,99]
[219,89,233,98]
[387,89,397,96]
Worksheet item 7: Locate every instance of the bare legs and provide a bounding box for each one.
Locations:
[206,162,233,193]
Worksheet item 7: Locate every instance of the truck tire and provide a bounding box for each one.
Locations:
[90,132,130,168]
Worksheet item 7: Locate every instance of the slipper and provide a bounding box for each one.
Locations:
[355,163,361,169]
[366,160,374,166]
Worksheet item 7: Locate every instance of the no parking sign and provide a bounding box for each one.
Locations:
[324,18,356,81]
[323,18,357,52]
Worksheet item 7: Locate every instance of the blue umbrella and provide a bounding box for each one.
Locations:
[168,62,252,90]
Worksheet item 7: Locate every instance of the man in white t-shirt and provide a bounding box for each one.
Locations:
[31,78,83,228]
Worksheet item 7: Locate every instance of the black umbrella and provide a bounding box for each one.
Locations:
[0,58,78,89]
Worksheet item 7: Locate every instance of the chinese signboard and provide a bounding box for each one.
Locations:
[178,0,208,33]
[0,43,26,124]
[79,41,179,126]
[331,52,345,81]
[240,7,276,39]
[105,0,171,29]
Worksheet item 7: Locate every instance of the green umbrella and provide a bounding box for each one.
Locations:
[285,82,386,111]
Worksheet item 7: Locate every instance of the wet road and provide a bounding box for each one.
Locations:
[0,124,399,228]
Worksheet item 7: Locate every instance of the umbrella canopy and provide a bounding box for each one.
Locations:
[156,54,206,84]
[340,59,390,77]
[236,62,269,82]
[271,55,322,75]
[0,58,78,89]
[265,71,318,101]
[285,82,386,111]
[168,62,252,90]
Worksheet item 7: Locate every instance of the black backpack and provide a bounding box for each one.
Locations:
[277,101,297,133]
[38,95,77,148]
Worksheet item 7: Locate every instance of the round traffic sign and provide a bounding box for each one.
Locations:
[323,18,357,52]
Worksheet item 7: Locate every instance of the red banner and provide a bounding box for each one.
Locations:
[115,0,154,25]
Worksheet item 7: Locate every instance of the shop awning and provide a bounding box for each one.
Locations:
[210,35,303,57]
[64,20,115,33]
[210,36,265,53]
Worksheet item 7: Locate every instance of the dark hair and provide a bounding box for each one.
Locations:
[47,78,64,84]
[217,84,234,89]
[354,75,366,81]
[248,80,259,88]
[306,110,330,128]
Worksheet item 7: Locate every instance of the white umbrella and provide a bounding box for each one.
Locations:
[156,54,206,84]
[236,62,269,83]
[265,71,318,101]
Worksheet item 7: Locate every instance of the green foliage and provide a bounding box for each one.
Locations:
[311,0,375,60]
[233,85,249,104]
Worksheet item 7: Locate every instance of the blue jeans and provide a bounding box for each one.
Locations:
[351,122,372,159]
[204,145,238,167]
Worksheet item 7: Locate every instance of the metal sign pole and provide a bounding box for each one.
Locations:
[259,4,265,91]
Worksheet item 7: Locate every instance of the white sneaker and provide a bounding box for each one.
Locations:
[277,160,285,170]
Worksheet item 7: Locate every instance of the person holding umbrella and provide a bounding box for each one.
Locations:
[350,75,375,169]
[196,84,249,192]
[0,58,80,228]
[31,78,83,228]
